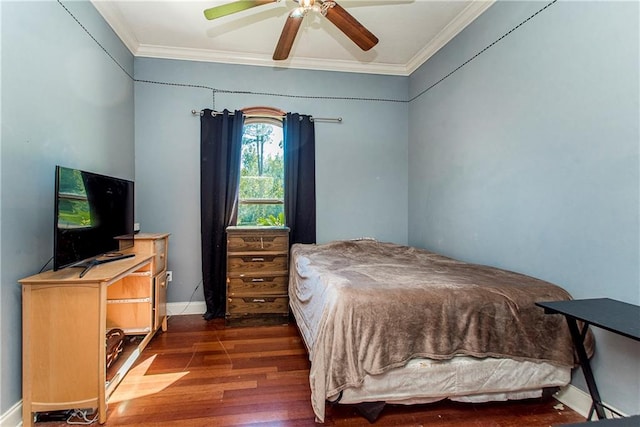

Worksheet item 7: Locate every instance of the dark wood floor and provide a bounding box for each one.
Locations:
[36,314,586,426]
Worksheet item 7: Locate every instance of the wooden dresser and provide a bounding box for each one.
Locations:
[226,226,290,326]
[20,232,169,426]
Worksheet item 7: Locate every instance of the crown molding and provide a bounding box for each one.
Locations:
[135,43,411,76]
[92,0,495,77]
[405,0,495,75]
[91,0,139,55]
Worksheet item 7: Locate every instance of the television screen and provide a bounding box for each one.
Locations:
[54,166,134,271]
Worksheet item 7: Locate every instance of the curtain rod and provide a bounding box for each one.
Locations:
[191,109,342,123]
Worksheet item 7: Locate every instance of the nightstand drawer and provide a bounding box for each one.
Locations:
[227,254,288,273]
[227,275,288,296]
[227,296,289,315]
[227,233,288,252]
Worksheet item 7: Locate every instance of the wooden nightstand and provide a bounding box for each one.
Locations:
[226,226,290,327]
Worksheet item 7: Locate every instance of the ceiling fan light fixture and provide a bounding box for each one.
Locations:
[296,0,325,14]
[298,0,314,8]
[319,1,336,16]
[291,7,306,18]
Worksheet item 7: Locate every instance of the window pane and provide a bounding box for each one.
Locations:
[238,121,285,226]
[237,204,285,226]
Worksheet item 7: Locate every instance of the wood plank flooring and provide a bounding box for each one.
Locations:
[36,314,586,426]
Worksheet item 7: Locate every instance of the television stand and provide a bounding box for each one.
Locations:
[20,233,170,427]
[73,253,136,278]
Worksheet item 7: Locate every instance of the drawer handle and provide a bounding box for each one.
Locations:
[251,257,265,262]
[251,278,265,282]
[252,298,266,303]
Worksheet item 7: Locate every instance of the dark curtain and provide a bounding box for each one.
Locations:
[284,113,316,245]
[200,109,244,320]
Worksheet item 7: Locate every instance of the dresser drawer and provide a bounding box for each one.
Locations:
[227,296,289,315]
[121,234,169,276]
[227,275,288,296]
[227,254,288,274]
[151,238,167,275]
[227,233,288,252]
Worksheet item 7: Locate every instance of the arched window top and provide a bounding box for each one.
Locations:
[237,106,285,226]
[242,106,285,126]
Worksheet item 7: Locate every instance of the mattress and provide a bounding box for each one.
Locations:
[332,355,570,405]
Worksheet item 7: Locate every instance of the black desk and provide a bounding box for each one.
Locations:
[561,415,640,426]
[536,298,640,421]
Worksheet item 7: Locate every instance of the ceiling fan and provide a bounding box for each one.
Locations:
[203,0,379,60]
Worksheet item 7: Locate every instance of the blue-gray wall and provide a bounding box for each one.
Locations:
[133,58,409,303]
[1,0,638,421]
[1,0,134,417]
[408,0,639,415]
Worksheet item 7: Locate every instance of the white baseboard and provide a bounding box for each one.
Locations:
[554,384,628,420]
[167,301,207,316]
[0,400,22,427]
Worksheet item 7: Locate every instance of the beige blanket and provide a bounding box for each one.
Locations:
[289,240,593,422]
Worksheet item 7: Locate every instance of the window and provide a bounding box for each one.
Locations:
[237,108,285,226]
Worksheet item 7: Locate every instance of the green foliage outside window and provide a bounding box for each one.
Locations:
[257,212,285,226]
[237,123,285,226]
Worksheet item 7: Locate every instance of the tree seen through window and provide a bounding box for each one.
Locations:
[237,121,284,226]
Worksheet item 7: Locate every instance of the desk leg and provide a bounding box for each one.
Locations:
[565,318,606,420]
[99,402,107,424]
[22,402,33,427]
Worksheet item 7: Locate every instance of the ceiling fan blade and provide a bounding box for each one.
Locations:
[322,1,378,51]
[273,11,304,60]
[203,0,277,20]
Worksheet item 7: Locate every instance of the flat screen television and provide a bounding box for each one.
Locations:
[54,165,135,276]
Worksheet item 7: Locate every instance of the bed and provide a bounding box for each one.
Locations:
[288,239,594,422]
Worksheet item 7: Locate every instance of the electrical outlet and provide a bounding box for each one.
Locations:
[166,271,173,282]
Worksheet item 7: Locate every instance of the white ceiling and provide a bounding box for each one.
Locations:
[91,0,495,76]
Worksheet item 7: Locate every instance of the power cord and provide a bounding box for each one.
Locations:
[167,279,203,319]
[66,409,99,425]
[39,256,54,273]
